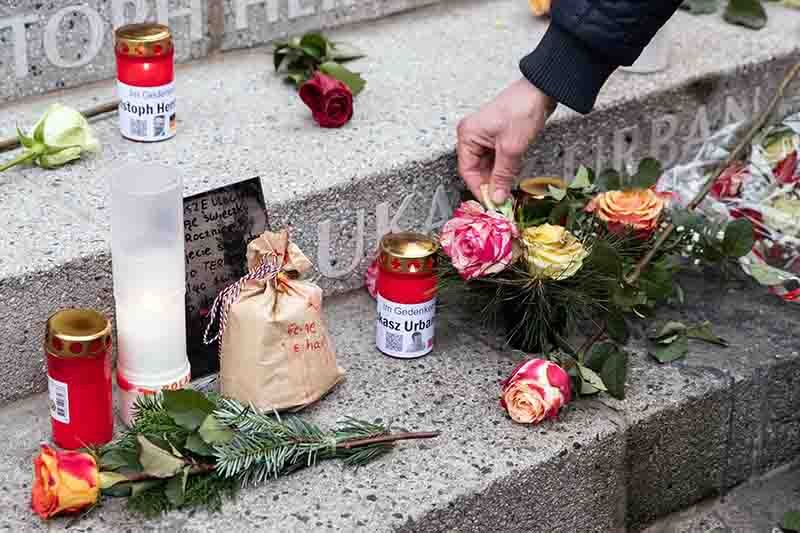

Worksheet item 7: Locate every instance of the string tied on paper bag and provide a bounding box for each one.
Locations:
[203,257,281,348]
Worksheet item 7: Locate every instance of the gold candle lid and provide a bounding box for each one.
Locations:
[115,23,173,57]
[519,176,567,199]
[46,309,112,359]
[379,232,439,274]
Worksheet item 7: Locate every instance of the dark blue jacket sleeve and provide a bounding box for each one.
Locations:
[519,0,682,114]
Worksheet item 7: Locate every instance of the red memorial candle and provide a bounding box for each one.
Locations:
[115,23,176,142]
[376,232,438,359]
[45,309,114,450]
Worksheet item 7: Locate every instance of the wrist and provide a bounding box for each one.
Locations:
[516,77,557,120]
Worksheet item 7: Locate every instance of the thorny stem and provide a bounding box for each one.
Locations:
[625,60,800,286]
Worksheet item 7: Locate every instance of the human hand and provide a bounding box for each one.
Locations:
[456,79,556,204]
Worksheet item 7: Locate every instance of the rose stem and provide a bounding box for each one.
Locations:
[338,431,441,449]
[625,60,800,286]
[577,322,607,363]
[0,99,120,153]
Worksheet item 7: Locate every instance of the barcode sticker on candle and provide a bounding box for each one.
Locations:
[48,376,70,424]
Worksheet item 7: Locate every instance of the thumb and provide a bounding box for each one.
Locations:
[490,142,523,204]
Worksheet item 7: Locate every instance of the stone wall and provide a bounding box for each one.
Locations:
[0,0,437,103]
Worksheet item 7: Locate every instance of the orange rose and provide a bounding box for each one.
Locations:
[31,444,99,519]
[586,189,667,237]
[529,0,551,16]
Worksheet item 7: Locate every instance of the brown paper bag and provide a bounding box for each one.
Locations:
[214,230,344,411]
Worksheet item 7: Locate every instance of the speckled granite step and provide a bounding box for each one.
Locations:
[1,278,799,532]
[1,0,800,407]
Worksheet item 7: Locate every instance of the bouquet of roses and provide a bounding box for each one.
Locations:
[436,161,754,414]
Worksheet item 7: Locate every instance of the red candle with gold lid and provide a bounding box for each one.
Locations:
[45,309,114,449]
[115,23,176,142]
[376,232,438,358]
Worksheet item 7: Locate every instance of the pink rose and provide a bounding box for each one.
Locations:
[774,150,798,185]
[500,359,571,424]
[440,201,519,280]
[365,251,379,299]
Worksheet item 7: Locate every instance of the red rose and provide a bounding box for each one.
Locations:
[711,161,748,200]
[773,150,798,185]
[299,73,353,128]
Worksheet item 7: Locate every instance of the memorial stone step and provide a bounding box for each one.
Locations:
[0,275,799,531]
[2,0,799,406]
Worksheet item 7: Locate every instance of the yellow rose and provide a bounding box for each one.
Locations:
[522,224,588,280]
[586,189,667,237]
[528,0,551,16]
[31,444,99,519]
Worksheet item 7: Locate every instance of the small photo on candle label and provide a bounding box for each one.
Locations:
[48,376,70,424]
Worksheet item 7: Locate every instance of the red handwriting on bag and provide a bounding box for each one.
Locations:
[288,322,326,353]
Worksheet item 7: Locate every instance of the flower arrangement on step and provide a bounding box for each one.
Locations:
[439,61,800,424]
[437,162,753,413]
[30,389,438,520]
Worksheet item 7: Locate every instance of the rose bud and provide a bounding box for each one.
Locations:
[31,444,100,520]
[500,359,571,424]
[299,72,354,128]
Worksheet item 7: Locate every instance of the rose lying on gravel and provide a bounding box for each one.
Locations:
[440,200,519,280]
[500,359,572,424]
[586,188,667,237]
[299,72,354,128]
[31,444,99,519]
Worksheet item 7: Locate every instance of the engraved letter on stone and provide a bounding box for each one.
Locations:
[0,14,38,79]
[44,6,105,69]
[318,209,365,278]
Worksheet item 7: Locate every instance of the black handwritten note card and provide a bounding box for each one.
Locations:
[183,177,269,377]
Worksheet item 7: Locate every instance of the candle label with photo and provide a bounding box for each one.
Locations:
[183,177,269,377]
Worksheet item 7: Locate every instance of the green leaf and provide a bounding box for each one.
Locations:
[722,218,755,257]
[570,166,592,189]
[724,0,768,29]
[131,479,164,497]
[681,0,719,13]
[329,42,366,62]
[32,115,46,144]
[599,348,628,400]
[597,168,621,191]
[100,449,138,471]
[585,342,616,372]
[16,126,34,149]
[165,467,190,507]
[286,72,309,88]
[749,262,791,286]
[162,389,216,431]
[547,185,567,201]
[137,435,186,478]
[318,61,366,96]
[650,334,689,363]
[606,312,629,344]
[101,481,133,498]
[299,32,329,59]
[685,321,728,347]
[783,511,800,532]
[590,240,623,277]
[650,321,687,344]
[578,364,608,394]
[99,471,129,490]
[548,201,570,225]
[632,158,663,189]
[273,51,287,72]
[185,434,216,456]
[198,414,235,444]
